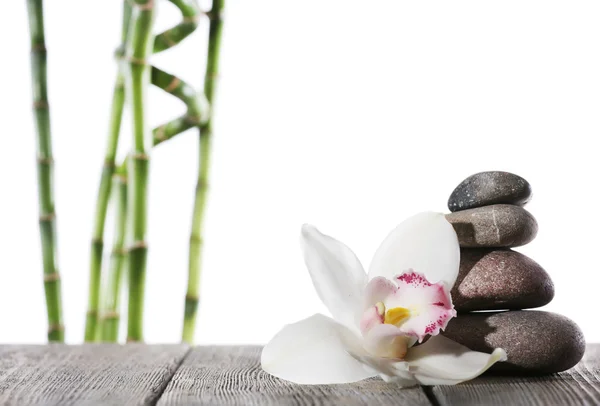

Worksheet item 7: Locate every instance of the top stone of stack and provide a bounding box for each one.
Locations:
[446,171,537,248]
[448,171,532,212]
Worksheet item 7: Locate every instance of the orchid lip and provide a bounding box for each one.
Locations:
[361,270,456,343]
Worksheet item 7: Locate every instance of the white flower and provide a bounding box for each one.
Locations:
[261,212,507,386]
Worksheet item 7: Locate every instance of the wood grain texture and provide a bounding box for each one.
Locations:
[0,344,189,406]
[157,346,432,406]
[431,344,600,406]
[0,344,597,406]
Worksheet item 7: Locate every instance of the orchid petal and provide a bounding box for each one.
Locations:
[261,314,376,384]
[363,323,412,359]
[350,353,418,386]
[368,212,460,288]
[404,335,507,385]
[301,224,367,331]
[363,276,396,310]
[359,303,384,335]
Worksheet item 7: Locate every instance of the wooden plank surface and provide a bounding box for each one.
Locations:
[0,344,597,405]
[0,344,189,406]
[431,344,600,406]
[157,346,432,406]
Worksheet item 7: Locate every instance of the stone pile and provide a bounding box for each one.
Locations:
[442,171,585,374]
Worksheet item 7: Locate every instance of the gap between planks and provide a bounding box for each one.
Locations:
[150,346,193,406]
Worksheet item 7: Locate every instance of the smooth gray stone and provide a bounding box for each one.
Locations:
[446,205,538,248]
[452,249,554,312]
[448,171,532,212]
[442,311,585,374]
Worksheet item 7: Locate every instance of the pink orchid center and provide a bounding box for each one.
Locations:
[360,270,456,353]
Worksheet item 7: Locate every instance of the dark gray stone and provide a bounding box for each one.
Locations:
[452,249,554,312]
[446,204,538,248]
[448,171,532,212]
[442,311,586,374]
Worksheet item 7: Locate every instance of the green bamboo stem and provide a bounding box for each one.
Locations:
[98,166,128,342]
[26,0,64,342]
[152,66,209,145]
[182,0,225,344]
[154,0,201,54]
[85,1,131,342]
[90,0,203,342]
[92,0,204,343]
[125,0,156,342]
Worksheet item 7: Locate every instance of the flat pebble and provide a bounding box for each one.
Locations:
[448,171,532,212]
[446,204,538,248]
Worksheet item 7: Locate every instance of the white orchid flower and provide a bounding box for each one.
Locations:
[261,212,507,386]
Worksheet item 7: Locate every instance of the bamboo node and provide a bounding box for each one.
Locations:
[100,311,120,320]
[185,294,199,302]
[86,310,98,316]
[185,115,202,125]
[43,272,61,283]
[31,43,47,52]
[126,337,144,343]
[164,77,181,94]
[37,156,54,165]
[92,237,104,246]
[162,30,177,48]
[113,173,128,184]
[39,212,56,222]
[48,324,65,333]
[127,56,149,66]
[189,235,203,244]
[183,15,200,24]
[154,126,167,142]
[129,240,148,251]
[103,159,116,169]
[196,178,209,189]
[206,10,224,21]
[130,0,154,10]
[112,247,128,256]
[33,100,49,110]
[131,152,150,161]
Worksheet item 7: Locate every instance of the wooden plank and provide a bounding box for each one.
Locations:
[431,344,600,406]
[0,344,189,406]
[158,346,432,406]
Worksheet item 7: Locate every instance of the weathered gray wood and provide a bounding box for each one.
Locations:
[431,344,600,406]
[157,345,432,406]
[0,344,189,406]
[0,344,597,406]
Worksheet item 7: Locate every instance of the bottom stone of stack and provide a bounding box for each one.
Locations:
[442,310,585,374]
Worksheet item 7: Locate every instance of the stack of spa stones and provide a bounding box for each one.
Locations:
[441,171,585,374]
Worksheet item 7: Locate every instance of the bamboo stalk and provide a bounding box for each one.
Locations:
[98,165,128,342]
[154,0,201,53]
[26,0,64,342]
[182,0,225,344]
[152,66,209,145]
[85,2,131,342]
[94,0,204,342]
[125,0,156,342]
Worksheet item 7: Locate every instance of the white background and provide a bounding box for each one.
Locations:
[0,1,598,344]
